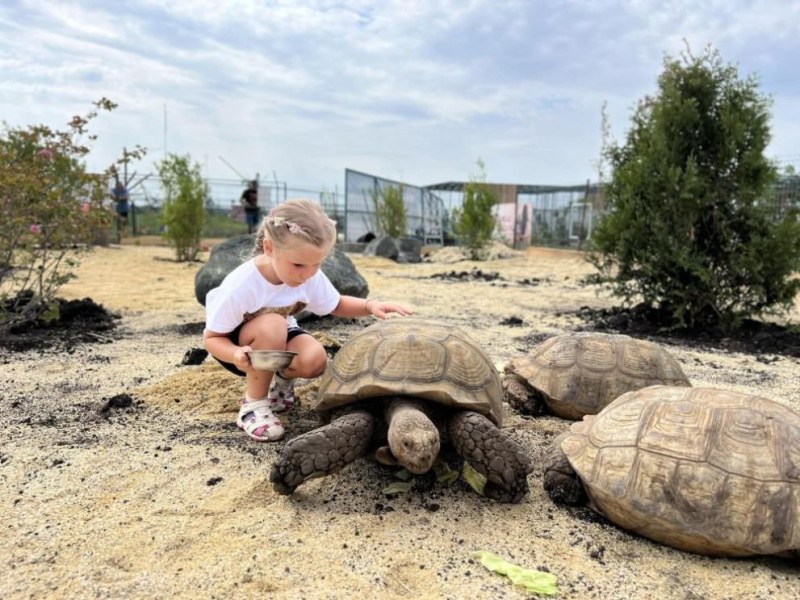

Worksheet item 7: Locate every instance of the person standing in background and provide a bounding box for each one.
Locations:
[112,177,130,230]
[241,180,260,234]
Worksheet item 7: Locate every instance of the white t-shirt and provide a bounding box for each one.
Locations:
[205,258,341,334]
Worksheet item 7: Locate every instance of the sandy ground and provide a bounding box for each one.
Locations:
[1,242,799,599]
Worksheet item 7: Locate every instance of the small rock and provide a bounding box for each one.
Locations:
[181,347,208,365]
[101,393,133,413]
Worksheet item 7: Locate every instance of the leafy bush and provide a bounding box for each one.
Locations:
[368,184,407,238]
[590,46,800,331]
[0,99,141,330]
[451,160,497,259]
[155,154,207,261]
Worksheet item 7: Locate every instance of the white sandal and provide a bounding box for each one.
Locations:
[236,397,284,442]
[268,371,296,413]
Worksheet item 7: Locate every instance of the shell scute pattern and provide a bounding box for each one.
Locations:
[371,333,449,382]
[441,337,499,393]
[562,385,800,556]
[506,332,690,419]
[329,329,383,383]
[316,319,503,424]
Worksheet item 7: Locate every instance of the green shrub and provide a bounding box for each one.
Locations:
[155,154,207,261]
[589,46,800,331]
[368,184,407,238]
[451,160,497,259]
[0,99,142,330]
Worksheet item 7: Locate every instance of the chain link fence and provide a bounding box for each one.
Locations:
[111,157,799,248]
[343,169,447,243]
[111,174,343,241]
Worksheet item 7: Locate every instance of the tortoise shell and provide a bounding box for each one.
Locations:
[316,319,503,425]
[505,332,690,419]
[562,385,800,557]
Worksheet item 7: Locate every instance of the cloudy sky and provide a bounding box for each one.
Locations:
[1,0,798,193]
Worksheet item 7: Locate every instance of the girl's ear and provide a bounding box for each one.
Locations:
[263,239,273,256]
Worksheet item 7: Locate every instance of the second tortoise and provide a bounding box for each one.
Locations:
[502,332,690,420]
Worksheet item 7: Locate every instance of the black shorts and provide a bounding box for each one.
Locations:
[214,324,309,377]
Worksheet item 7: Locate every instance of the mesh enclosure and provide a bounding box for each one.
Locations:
[516,184,599,248]
[344,169,446,243]
[110,160,799,246]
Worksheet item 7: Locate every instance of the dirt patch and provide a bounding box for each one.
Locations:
[429,268,505,282]
[574,304,800,358]
[1,296,121,352]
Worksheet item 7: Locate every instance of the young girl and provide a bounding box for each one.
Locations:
[204,198,412,442]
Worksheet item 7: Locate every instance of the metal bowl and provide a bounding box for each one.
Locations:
[246,350,297,371]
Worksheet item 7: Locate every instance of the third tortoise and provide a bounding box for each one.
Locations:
[543,385,800,558]
[502,332,690,419]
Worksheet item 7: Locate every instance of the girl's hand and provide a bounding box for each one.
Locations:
[233,345,253,372]
[367,300,413,320]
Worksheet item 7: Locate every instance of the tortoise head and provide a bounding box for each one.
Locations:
[501,372,549,416]
[383,397,441,474]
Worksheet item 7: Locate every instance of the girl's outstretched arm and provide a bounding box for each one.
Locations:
[331,296,413,320]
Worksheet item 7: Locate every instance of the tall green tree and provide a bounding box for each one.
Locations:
[156,153,207,261]
[590,46,800,331]
[452,159,497,259]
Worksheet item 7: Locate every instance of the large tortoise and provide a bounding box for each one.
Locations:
[269,318,533,503]
[543,385,800,557]
[502,332,690,420]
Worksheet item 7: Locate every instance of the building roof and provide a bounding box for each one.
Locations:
[424,181,597,194]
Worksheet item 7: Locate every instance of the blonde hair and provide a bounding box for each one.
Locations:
[253,198,336,255]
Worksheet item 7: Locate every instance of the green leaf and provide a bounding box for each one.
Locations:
[40,301,60,323]
[433,460,459,484]
[381,480,414,495]
[461,462,486,495]
[394,468,414,481]
[472,550,559,596]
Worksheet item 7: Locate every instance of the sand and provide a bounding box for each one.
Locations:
[1,242,799,599]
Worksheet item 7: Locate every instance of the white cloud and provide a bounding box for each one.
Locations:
[1,0,797,188]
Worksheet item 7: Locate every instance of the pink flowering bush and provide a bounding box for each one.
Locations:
[0,98,144,330]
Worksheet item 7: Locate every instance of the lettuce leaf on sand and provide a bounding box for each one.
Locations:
[472,550,559,596]
[393,468,414,481]
[462,462,487,494]
[381,480,414,495]
[433,461,459,484]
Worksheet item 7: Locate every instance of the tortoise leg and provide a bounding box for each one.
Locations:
[542,432,586,505]
[501,373,547,416]
[269,409,375,495]
[447,411,533,504]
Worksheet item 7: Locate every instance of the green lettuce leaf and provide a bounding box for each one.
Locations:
[472,550,559,596]
[433,461,459,484]
[382,480,414,495]
[461,462,486,495]
[394,468,414,481]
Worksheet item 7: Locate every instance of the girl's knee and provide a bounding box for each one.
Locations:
[240,313,288,348]
[309,351,328,378]
[294,347,328,378]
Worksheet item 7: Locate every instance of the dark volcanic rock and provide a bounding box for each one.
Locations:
[194,234,369,306]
